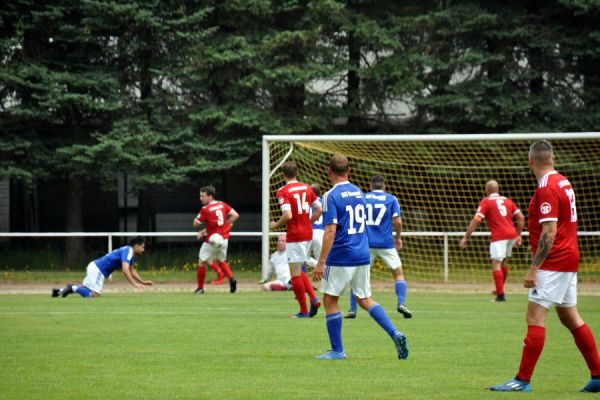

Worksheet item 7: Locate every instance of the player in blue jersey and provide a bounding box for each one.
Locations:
[312,154,409,360]
[52,236,152,298]
[346,175,412,319]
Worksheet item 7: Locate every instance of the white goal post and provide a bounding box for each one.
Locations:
[262,132,600,283]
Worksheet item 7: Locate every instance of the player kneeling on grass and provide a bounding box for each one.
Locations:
[52,236,152,298]
[262,235,292,291]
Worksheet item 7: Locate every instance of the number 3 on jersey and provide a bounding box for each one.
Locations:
[346,204,366,234]
[216,209,224,226]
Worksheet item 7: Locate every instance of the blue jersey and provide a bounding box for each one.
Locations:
[94,246,134,277]
[322,182,370,267]
[312,196,325,230]
[365,190,401,249]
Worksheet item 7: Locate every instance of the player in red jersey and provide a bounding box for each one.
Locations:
[270,161,322,318]
[489,140,600,393]
[460,180,524,301]
[193,185,239,294]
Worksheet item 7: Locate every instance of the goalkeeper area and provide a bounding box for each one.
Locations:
[263,133,600,283]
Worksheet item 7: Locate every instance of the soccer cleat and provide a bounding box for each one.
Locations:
[316,350,346,360]
[494,294,506,302]
[211,279,225,285]
[397,304,413,319]
[580,378,600,392]
[489,378,531,392]
[229,278,237,293]
[309,298,321,318]
[290,312,310,319]
[194,288,205,294]
[344,310,357,319]
[61,283,73,298]
[51,288,60,298]
[393,332,409,360]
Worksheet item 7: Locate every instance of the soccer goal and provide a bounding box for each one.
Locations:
[262,133,600,284]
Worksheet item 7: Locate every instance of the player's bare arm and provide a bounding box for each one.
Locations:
[310,203,323,224]
[515,210,525,246]
[312,224,336,281]
[270,210,292,230]
[196,228,207,240]
[192,217,202,228]
[394,216,403,250]
[122,263,145,289]
[130,266,153,286]
[524,221,557,288]
[227,209,239,226]
[459,216,483,249]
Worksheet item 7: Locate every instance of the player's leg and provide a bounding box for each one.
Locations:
[553,274,600,391]
[216,240,236,293]
[317,266,348,359]
[209,258,225,284]
[289,262,309,317]
[345,290,357,318]
[70,262,104,298]
[196,243,212,294]
[352,264,408,360]
[501,240,515,284]
[379,247,412,318]
[263,281,288,291]
[490,241,507,301]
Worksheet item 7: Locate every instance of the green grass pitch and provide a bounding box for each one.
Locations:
[1,291,599,399]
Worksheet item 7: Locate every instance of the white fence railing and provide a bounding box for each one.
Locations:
[2,231,599,282]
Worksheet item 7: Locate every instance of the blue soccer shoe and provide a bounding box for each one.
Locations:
[581,378,600,392]
[489,378,531,392]
[316,350,346,360]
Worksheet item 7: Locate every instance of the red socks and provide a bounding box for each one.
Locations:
[572,324,600,376]
[517,325,546,382]
[501,266,509,283]
[210,262,224,280]
[219,261,233,279]
[492,270,505,296]
[291,275,308,314]
[196,265,206,289]
[301,272,317,302]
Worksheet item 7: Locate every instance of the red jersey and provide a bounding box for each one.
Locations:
[276,181,318,242]
[527,171,579,272]
[195,201,234,243]
[475,193,520,242]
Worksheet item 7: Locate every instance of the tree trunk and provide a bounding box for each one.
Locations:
[137,189,152,233]
[347,30,361,132]
[64,174,84,267]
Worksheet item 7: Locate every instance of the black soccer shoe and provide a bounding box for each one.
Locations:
[194,288,205,294]
[494,294,506,302]
[51,288,60,298]
[61,283,73,298]
[344,310,357,319]
[397,304,413,319]
[229,278,237,293]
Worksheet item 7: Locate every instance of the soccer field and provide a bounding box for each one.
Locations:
[1,291,599,399]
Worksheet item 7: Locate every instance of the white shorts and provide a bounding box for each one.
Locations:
[82,262,104,294]
[199,239,229,262]
[529,270,577,309]
[286,241,311,264]
[309,229,324,260]
[370,248,402,270]
[320,264,371,299]
[489,239,516,261]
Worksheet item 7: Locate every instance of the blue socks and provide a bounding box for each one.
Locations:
[368,303,399,339]
[326,312,344,353]
[395,280,407,305]
[349,290,357,312]
[74,285,92,298]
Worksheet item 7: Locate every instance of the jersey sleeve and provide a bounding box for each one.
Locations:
[121,246,134,265]
[392,196,401,218]
[276,188,291,212]
[197,207,207,223]
[508,198,520,216]
[475,199,487,219]
[224,202,234,216]
[536,187,559,223]
[323,191,338,225]
[306,186,319,207]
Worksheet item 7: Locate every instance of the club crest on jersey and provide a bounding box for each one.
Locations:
[540,202,552,214]
[278,197,284,205]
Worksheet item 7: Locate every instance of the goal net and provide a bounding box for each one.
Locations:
[262,133,600,284]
